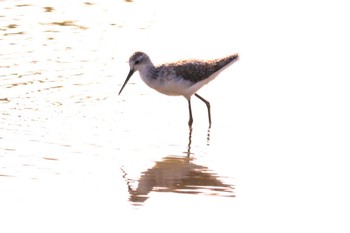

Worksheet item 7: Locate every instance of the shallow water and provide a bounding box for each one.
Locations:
[1,0,350,232]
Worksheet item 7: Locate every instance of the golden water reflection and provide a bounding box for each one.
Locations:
[122,156,235,205]
[121,129,234,205]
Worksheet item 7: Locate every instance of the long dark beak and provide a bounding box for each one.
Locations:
[118,69,135,95]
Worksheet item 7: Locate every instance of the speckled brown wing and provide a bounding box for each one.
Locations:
[156,54,239,84]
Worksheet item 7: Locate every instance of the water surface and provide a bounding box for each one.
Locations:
[1,0,350,232]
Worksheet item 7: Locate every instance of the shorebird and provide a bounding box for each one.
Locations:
[118,51,239,127]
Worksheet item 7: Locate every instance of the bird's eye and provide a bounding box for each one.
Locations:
[135,59,140,65]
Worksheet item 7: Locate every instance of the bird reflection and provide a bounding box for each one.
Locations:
[186,127,210,156]
[121,128,234,205]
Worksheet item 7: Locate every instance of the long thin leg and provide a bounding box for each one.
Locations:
[188,99,193,127]
[195,93,211,127]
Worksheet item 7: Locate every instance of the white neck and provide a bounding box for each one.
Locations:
[138,62,156,86]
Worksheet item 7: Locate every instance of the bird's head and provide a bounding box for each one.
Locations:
[118,52,150,95]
